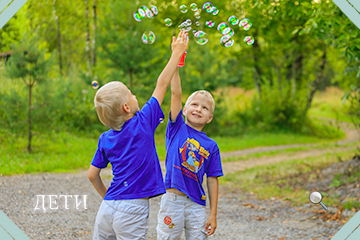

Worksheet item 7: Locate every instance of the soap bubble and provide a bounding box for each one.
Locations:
[142,31,156,44]
[205,20,215,28]
[211,6,219,15]
[133,11,142,22]
[180,5,188,13]
[240,18,252,31]
[92,81,99,89]
[217,22,228,33]
[145,8,154,19]
[194,10,201,19]
[194,31,208,45]
[164,18,172,26]
[244,36,254,45]
[203,2,213,13]
[138,8,146,18]
[190,3,198,11]
[223,27,234,37]
[150,5,158,15]
[220,35,234,47]
[228,15,239,25]
[195,21,200,26]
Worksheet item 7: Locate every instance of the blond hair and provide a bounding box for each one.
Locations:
[184,90,215,114]
[94,81,129,131]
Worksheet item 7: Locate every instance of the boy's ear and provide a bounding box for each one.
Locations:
[123,103,130,113]
[206,115,213,124]
[182,106,186,115]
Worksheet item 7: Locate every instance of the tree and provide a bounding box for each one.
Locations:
[5,35,51,153]
[96,0,162,89]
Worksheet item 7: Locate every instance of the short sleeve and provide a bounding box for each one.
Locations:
[91,134,109,169]
[140,97,165,132]
[166,110,184,141]
[206,146,223,177]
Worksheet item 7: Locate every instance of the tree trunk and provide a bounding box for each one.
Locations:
[28,84,32,154]
[85,0,91,75]
[53,1,63,76]
[92,0,97,68]
[304,47,327,115]
[252,35,262,97]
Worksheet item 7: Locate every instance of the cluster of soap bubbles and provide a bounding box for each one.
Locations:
[133,2,255,47]
[202,2,219,15]
[133,5,158,22]
[133,5,158,44]
[179,19,193,32]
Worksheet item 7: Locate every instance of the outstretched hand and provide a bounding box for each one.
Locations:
[171,30,189,54]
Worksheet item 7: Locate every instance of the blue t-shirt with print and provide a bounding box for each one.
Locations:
[92,97,166,200]
[164,110,223,206]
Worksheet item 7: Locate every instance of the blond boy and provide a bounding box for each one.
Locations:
[157,67,223,239]
[88,31,189,240]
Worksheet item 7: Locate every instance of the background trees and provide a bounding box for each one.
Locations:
[0,0,359,146]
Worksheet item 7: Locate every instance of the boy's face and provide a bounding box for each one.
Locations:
[127,89,140,114]
[183,93,213,131]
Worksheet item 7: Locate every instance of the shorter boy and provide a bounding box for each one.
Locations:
[157,69,223,240]
[88,31,189,240]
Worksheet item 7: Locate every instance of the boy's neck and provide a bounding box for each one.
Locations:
[124,112,136,122]
[185,121,204,132]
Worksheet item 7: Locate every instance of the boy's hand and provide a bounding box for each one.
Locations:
[171,30,189,55]
[205,215,217,236]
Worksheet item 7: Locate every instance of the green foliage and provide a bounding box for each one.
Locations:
[235,80,306,132]
[342,85,360,135]
[5,35,51,84]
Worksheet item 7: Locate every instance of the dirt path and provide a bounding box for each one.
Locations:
[219,124,359,175]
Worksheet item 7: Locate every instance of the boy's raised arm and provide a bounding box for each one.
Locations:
[152,31,189,106]
[170,68,182,122]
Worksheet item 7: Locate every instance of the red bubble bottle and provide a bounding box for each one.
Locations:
[178,50,187,67]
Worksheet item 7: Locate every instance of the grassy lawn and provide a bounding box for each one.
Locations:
[0,87,356,176]
[222,141,360,162]
[0,129,344,175]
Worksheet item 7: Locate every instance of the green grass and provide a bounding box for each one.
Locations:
[220,148,360,207]
[214,131,343,153]
[0,132,97,175]
[222,141,360,162]
[2,130,341,175]
[307,87,353,123]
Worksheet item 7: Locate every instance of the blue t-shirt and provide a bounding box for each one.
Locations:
[164,110,223,206]
[91,97,166,200]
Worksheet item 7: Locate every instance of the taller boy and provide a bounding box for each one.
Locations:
[157,62,223,238]
[88,31,189,240]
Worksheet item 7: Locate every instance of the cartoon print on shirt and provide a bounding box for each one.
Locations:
[179,138,209,174]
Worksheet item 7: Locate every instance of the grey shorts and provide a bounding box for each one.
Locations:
[157,193,208,240]
[93,199,149,240]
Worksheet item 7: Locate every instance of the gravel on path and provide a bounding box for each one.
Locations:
[0,168,347,240]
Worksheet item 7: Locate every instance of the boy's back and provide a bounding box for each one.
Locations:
[92,96,165,200]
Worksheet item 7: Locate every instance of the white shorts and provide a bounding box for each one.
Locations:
[93,199,149,240]
[157,193,208,240]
